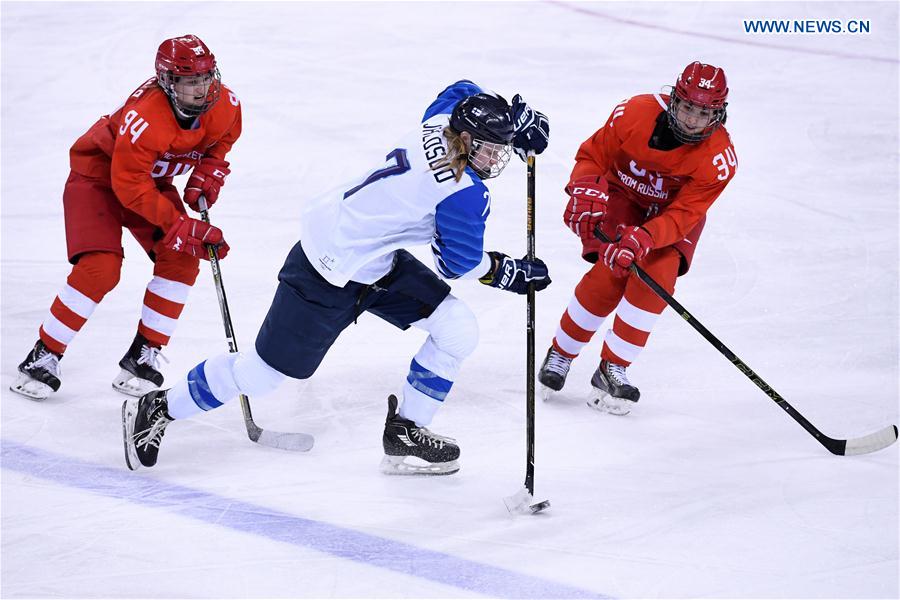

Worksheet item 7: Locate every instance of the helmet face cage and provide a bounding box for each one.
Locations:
[449,93,515,179]
[468,138,512,179]
[666,61,728,144]
[158,66,221,118]
[666,94,726,144]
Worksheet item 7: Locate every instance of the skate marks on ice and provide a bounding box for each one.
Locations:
[1,440,610,600]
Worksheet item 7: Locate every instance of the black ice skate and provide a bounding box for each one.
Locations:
[10,340,62,400]
[588,359,640,416]
[538,346,572,400]
[122,389,173,470]
[113,333,167,397]
[381,394,460,476]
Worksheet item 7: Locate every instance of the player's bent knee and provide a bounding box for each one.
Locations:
[427,296,479,360]
[68,251,123,300]
[232,348,287,397]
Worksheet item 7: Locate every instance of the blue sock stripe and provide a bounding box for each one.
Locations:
[186,361,223,412]
[406,359,453,402]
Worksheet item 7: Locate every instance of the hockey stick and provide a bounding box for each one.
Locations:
[198,197,314,451]
[505,154,550,514]
[596,228,898,456]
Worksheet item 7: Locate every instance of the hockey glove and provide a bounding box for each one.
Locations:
[184,158,230,212]
[564,175,609,262]
[602,225,653,278]
[163,215,230,260]
[510,94,550,162]
[479,251,551,294]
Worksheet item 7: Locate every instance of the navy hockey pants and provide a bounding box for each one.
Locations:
[255,241,451,379]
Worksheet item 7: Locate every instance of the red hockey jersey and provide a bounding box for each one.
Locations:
[69,78,242,230]
[571,93,737,248]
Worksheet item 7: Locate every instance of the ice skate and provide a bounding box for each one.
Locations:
[588,359,640,416]
[380,394,460,476]
[122,389,173,470]
[538,346,572,400]
[10,340,62,400]
[113,333,167,397]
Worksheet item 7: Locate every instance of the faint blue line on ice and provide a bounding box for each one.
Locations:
[1,440,611,600]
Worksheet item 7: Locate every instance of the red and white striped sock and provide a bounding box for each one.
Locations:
[601,297,663,367]
[551,292,608,359]
[39,284,99,355]
[137,276,192,347]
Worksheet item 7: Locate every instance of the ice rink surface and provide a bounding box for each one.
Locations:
[2,2,897,598]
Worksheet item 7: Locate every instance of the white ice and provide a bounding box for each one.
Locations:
[2,2,897,598]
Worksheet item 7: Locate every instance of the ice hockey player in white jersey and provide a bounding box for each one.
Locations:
[122,80,552,476]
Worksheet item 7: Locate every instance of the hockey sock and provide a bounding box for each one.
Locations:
[600,250,677,365]
[552,290,608,359]
[137,276,192,347]
[167,350,285,420]
[39,252,121,355]
[401,357,453,427]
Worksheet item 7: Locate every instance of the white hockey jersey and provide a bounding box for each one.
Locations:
[299,81,493,287]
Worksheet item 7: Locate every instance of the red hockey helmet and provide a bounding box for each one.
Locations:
[155,35,221,118]
[667,61,728,144]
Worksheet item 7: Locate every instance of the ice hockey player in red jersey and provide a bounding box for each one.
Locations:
[10,34,240,401]
[539,61,737,415]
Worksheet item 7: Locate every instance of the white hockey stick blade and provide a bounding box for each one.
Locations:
[843,425,898,456]
[504,486,550,515]
[248,422,315,452]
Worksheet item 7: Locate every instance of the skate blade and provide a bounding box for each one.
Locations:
[121,398,141,471]
[9,374,54,400]
[112,369,159,398]
[539,384,555,402]
[587,389,633,416]
[504,487,551,515]
[380,455,459,476]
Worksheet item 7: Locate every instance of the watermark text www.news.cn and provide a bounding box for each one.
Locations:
[743,19,871,34]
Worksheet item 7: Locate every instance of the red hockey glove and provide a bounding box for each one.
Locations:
[602,225,653,278]
[184,158,230,212]
[564,175,609,247]
[162,215,230,260]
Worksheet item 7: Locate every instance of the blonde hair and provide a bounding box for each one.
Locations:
[432,127,469,183]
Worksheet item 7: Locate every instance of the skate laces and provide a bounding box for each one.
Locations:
[26,349,60,375]
[604,361,631,386]
[135,405,172,450]
[545,349,572,375]
[138,345,169,369]
[411,426,454,449]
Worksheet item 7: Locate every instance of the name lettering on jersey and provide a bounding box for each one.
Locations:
[151,160,193,178]
[162,150,203,161]
[618,160,671,200]
[119,110,149,144]
[617,166,670,201]
[421,122,454,183]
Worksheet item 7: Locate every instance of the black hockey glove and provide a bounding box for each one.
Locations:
[510,94,550,161]
[479,251,551,294]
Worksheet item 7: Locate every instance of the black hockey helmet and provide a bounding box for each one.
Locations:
[449,93,515,144]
